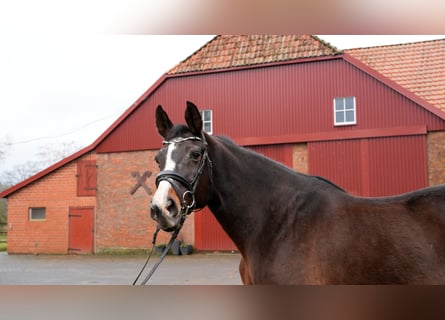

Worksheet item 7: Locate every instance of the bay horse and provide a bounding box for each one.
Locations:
[151,101,445,284]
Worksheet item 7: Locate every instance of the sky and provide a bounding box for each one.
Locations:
[1,34,444,178]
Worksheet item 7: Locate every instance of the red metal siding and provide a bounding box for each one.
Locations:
[194,208,237,251]
[367,135,427,196]
[96,59,445,153]
[248,144,293,168]
[308,135,427,197]
[308,139,363,195]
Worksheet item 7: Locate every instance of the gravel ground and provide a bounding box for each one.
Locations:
[0,251,243,285]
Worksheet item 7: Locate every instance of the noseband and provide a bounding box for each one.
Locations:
[155,136,211,216]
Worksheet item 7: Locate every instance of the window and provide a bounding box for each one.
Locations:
[29,207,46,221]
[200,109,213,134]
[76,160,97,196]
[334,96,356,126]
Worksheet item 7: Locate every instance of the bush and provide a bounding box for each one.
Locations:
[0,198,7,224]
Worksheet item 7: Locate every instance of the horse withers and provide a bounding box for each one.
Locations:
[151,101,445,284]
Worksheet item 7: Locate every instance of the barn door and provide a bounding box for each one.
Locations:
[68,206,94,254]
[308,135,427,197]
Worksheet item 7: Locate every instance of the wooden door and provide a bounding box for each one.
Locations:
[68,206,94,254]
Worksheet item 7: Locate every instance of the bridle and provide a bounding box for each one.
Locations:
[133,135,212,285]
[155,135,211,215]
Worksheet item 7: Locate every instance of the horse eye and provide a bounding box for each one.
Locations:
[190,151,201,161]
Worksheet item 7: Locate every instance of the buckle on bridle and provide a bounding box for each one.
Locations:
[182,190,196,212]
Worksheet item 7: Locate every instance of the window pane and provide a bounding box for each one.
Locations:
[334,98,344,111]
[204,123,211,133]
[30,207,46,220]
[346,110,355,122]
[202,110,211,121]
[345,97,355,110]
[335,111,344,123]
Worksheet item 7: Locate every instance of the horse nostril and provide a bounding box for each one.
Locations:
[166,198,174,211]
[151,204,161,220]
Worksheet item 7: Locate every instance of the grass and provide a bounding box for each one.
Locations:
[0,235,6,252]
[95,248,150,256]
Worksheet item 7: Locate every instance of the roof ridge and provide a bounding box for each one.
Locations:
[310,35,342,53]
[167,35,220,74]
[346,37,445,51]
[168,35,341,74]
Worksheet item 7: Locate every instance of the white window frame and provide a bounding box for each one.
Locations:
[29,207,46,221]
[200,109,213,134]
[334,96,356,126]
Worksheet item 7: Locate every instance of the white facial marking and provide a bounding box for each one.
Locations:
[164,142,177,171]
[152,143,177,213]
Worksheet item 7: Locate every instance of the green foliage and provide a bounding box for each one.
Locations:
[0,198,6,224]
[95,248,150,256]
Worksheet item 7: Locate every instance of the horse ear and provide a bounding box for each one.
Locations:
[185,101,203,136]
[155,105,173,138]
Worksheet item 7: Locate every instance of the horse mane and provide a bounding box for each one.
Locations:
[214,135,346,193]
[312,175,346,192]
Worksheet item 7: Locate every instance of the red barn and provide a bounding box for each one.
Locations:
[1,35,445,254]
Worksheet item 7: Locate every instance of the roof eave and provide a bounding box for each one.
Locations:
[169,53,343,78]
[0,144,95,198]
[0,74,171,199]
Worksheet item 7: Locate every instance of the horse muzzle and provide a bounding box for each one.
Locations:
[150,200,180,231]
[150,180,182,231]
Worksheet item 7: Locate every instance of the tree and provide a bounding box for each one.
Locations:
[36,141,81,169]
[0,183,7,224]
[0,200,6,224]
[0,140,81,186]
[1,161,42,186]
[0,136,11,163]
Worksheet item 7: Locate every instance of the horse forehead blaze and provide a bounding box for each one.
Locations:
[163,142,177,171]
[152,143,178,207]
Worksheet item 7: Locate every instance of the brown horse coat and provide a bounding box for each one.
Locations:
[153,102,445,284]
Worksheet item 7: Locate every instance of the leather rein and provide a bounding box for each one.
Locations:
[132,135,211,285]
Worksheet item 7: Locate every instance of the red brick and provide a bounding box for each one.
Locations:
[7,153,96,254]
[292,143,308,174]
[427,132,445,186]
[95,150,195,252]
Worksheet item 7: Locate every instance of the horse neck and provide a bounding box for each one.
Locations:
[204,135,301,251]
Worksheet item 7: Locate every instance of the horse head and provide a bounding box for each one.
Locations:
[151,101,212,231]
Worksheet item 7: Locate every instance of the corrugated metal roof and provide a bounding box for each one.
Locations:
[346,39,445,112]
[168,35,341,74]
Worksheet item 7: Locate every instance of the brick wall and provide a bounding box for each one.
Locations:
[95,150,194,252]
[427,131,445,186]
[7,153,96,254]
[292,143,308,174]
